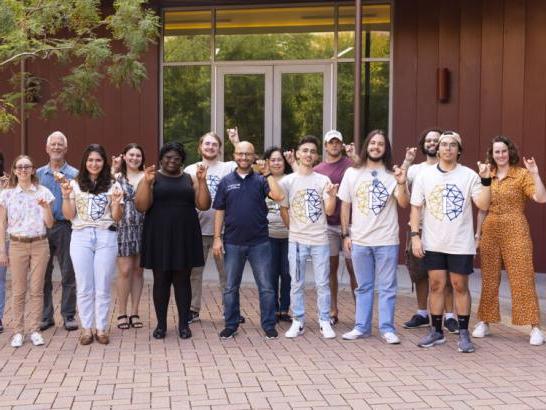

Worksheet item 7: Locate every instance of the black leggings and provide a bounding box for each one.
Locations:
[152,268,192,330]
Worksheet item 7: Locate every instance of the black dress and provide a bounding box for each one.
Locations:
[141,172,204,271]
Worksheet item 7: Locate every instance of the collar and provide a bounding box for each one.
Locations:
[15,184,38,193]
[491,166,518,179]
[45,162,69,175]
[234,168,254,179]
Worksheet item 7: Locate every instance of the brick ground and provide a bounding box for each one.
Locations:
[0,282,545,409]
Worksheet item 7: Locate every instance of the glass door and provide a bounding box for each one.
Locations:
[215,66,273,159]
[273,64,333,150]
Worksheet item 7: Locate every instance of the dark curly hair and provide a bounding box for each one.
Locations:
[263,146,293,174]
[418,127,442,156]
[120,143,145,177]
[159,142,186,164]
[486,135,520,170]
[77,144,114,194]
[358,129,393,170]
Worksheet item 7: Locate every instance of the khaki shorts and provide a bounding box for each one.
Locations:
[405,231,428,283]
[327,226,343,256]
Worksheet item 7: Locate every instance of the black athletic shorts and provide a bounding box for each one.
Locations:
[423,251,474,275]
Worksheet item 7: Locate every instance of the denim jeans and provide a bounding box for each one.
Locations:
[288,242,330,322]
[269,237,291,313]
[70,227,118,331]
[223,240,276,331]
[0,241,7,320]
[351,244,399,335]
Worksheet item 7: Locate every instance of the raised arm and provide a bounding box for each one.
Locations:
[324,182,338,216]
[193,164,211,211]
[393,165,409,208]
[473,162,492,211]
[61,181,76,220]
[523,157,546,203]
[135,165,155,213]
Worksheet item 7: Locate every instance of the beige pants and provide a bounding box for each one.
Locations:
[9,239,50,333]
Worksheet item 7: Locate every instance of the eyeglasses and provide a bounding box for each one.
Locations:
[15,165,33,170]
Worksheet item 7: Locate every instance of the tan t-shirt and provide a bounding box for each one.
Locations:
[280,172,331,245]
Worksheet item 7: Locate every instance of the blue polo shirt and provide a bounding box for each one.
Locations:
[213,170,270,246]
[37,162,78,221]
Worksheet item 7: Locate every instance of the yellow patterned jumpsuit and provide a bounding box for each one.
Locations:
[478,166,540,325]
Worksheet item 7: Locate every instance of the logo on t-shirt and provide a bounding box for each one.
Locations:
[76,193,109,221]
[356,179,389,216]
[292,188,322,223]
[428,183,464,221]
[207,174,221,199]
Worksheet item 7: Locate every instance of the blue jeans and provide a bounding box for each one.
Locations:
[269,237,291,312]
[352,244,399,335]
[70,228,118,331]
[288,242,330,322]
[0,242,6,319]
[223,241,276,331]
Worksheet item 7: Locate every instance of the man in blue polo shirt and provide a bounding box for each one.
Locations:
[212,141,284,340]
[37,131,79,331]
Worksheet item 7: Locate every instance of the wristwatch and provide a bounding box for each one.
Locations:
[409,231,420,238]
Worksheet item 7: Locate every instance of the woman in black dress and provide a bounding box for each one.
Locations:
[136,142,210,339]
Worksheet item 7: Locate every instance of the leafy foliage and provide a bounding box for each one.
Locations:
[0,0,159,133]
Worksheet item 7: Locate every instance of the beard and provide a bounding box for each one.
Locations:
[424,148,437,157]
[368,153,384,162]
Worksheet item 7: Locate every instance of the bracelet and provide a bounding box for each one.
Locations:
[214,236,221,240]
[481,177,492,186]
[409,231,420,238]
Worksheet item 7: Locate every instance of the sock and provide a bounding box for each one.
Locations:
[417,309,429,318]
[444,312,455,320]
[458,315,470,330]
[431,315,443,333]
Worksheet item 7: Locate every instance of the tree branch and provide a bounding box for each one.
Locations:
[0,45,75,66]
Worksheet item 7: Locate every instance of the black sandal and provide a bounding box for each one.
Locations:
[117,315,130,330]
[129,315,143,328]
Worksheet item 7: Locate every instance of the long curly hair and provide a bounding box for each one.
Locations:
[77,144,113,194]
[486,135,520,170]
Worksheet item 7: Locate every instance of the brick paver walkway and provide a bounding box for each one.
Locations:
[0,282,545,409]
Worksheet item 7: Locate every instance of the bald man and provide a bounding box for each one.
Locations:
[37,131,79,331]
[212,141,284,340]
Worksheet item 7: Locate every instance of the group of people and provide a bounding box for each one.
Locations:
[0,126,544,353]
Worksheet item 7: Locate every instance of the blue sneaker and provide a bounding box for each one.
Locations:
[417,328,446,348]
[457,329,475,353]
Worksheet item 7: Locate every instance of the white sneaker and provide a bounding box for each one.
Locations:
[530,327,545,346]
[285,319,304,338]
[319,320,336,339]
[30,331,45,346]
[11,333,24,348]
[342,329,367,340]
[472,321,490,338]
[381,332,400,344]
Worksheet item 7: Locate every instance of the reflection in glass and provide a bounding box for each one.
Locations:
[281,73,323,152]
[337,62,390,143]
[164,10,211,62]
[163,66,211,165]
[224,74,265,158]
[215,7,334,60]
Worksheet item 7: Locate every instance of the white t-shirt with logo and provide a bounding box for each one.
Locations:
[280,172,331,245]
[410,164,482,255]
[185,160,236,236]
[407,161,437,227]
[69,180,123,230]
[338,167,399,246]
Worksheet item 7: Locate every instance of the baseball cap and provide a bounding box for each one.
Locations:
[438,131,462,148]
[324,130,343,143]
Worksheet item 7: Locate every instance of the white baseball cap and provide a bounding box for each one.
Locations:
[324,130,343,143]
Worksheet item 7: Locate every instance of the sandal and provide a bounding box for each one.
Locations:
[117,315,130,330]
[129,315,143,328]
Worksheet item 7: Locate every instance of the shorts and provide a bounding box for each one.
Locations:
[326,225,351,258]
[405,231,428,283]
[423,251,474,275]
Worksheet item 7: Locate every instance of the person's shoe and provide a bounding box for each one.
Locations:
[79,330,94,345]
[329,315,339,326]
[381,332,401,345]
[458,329,475,353]
[188,311,200,324]
[95,332,109,345]
[179,326,192,339]
[530,327,545,346]
[0,319,3,333]
[444,317,459,334]
[239,315,246,324]
[402,314,429,329]
[63,316,79,331]
[264,328,278,340]
[471,321,490,338]
[219,327,237,339]
[417,329,446,348]
[285,319,304,338]
[30,331,45,346]
[11,333,24,348]
[342,329,368,340]
[319,320,336,339]
[152,327,166,339]
[39,319,55,331]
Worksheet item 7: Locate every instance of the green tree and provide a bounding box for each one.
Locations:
[0,0,159,133]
